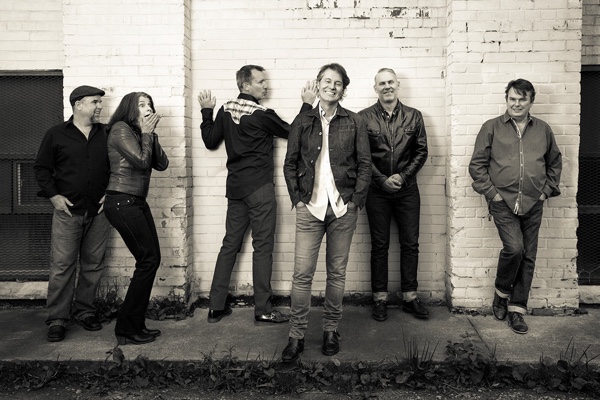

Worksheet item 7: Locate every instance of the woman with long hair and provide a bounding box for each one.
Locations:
[104,92,169,345]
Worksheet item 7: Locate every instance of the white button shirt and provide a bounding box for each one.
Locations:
[306,105,348,221]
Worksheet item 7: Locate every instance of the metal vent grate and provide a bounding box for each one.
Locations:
[577,68,600,285]
[0,72,63,281]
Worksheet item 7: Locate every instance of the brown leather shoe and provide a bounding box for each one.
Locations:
[207,306,232,323]
[254,310,290,324]
[492,293,508,321]
[372,300,388,321]
[47,325,66,342]
[77,315,102,331]
[282,337,304,363]
[402,299,430,319]
[321,330,340,356]
[507,312,528,334]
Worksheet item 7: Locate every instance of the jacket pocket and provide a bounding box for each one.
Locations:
[404,125,418,135]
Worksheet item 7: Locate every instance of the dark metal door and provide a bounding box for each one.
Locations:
[577,66,600,285]
[0,72,63,280]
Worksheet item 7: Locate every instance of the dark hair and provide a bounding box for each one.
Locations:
[107,92,155,132]
[505,79,536,103]
[316,63,350,90]
[236,65,265,91]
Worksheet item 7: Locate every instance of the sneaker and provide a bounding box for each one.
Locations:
[507,312,528,334]
[372,300,388,321]
[402,299,430,319]
[492,293,508,321]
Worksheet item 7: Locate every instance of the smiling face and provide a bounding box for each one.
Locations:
[75,95,103,124]
[505,87,533,122]
[244,69,268,101]
[317,68,345,104]
[374,70,399,105]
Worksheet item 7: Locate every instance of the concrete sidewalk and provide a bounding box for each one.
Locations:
[1,305,598,366]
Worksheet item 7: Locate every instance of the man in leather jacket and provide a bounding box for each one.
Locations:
[358,68,429,322]
[281,63,371,362]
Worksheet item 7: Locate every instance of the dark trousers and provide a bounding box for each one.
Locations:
[489,199,544,315]
[104,193,161,335]
[209,183,276,316]
[366,184,421,296]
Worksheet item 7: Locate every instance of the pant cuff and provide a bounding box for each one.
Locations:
[495,288,510,299]
[373,291,388,302]
[507,305,527,315]
[48,319,67,328]
[399,291,417,301]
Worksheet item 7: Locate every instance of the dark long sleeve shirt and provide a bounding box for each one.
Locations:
[469,111,562,215]
[201,93,312,199]
[33,116,110,216]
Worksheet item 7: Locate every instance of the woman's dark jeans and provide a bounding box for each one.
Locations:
[365,184,421,296]
[104,193,161,336]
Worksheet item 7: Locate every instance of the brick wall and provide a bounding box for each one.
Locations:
[61,0,192,298]
[583,0,600,65]
[0,0,63,70]
[0,0,588,310]
[190,0,448,302]
[446,0,581,309]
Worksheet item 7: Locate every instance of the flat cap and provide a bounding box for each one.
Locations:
[69,85,105,105]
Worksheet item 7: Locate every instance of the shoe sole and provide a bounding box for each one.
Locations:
[207,309,232,323]
[282,351,302,363]
[116,335,156,345]
[493,312,507,321]
[372,314,388,322]
[402,308,429,319]
[510,329,528,334]
[76,320,102,331]
[254,319,289,325]
[508,323,528,334]
[47,336,65,342]
[321,348,339,356]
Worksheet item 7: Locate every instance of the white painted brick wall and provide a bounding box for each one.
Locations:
[190,0,448,302]
[583,0,600,65]
[0,0,63,70]
[61,0,192,299]
[446,0,581,310]
[0,0,590,309]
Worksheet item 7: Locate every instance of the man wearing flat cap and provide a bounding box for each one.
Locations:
[34,85,111,342]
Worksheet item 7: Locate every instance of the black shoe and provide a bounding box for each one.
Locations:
[254,310,290,324]
[281,337,304,363]
[402,299,430,319]
[47,325,66,342]
[116,332,156,345]
[77,315,102,331]
[207,306,232,323]
[507,312,528,334]
[492,293,508,321]
[372,300,388,321]
[142,328,161,337]
[321,330,340,356]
